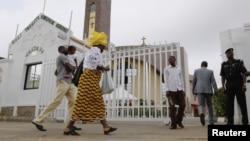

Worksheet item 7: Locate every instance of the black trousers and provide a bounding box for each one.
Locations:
[226,84,249,125]
[168,91,186,126]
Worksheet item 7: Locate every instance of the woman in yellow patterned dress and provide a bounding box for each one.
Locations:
[63,31,117,136]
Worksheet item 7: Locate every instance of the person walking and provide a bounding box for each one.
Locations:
[193,61,218,126]
[32,46,81,131]
[164,56,186,129]
[220,48,249,125]
[63,31,117,135]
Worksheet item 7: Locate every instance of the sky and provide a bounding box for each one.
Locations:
[1,0,250,87]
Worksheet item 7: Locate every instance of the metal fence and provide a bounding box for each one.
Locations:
[37,43,181,122]
[102,43,180,121]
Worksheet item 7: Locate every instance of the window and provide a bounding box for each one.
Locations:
[90,2,96,12]
[24,63,42,89]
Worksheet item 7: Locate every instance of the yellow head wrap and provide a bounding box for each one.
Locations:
[87,31,108,47]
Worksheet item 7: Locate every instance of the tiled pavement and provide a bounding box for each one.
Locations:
[0,117,214,141]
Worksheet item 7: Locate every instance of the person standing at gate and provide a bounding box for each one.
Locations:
[192,61,218,126]
[164,56,186,129]
[220,48,249,125]
[64,31,117,135]
[32,46,81,131]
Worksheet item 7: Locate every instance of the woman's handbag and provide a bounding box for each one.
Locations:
[101,71,115,94]
[72,59,84,87]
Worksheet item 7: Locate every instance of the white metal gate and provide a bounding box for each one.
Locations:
[36,43,182,122]
[102,43,180,121]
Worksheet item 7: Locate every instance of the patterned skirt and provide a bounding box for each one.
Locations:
[71,68,105,123]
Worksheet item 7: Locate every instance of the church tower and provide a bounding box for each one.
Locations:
[83,0,111,42]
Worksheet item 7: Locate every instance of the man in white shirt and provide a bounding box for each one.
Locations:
[164,56,186,129]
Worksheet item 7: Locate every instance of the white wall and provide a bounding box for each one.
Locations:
[0,59,12,109]
[0,13,88,117]
[220,23,250,124]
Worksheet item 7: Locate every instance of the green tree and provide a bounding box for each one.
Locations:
[212,87,227,117]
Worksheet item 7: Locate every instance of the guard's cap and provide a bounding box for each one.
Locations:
[225,48,233,54]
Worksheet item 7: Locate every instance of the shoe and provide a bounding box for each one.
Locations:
[177,122,184,128]
[32,121,47,131]
[104,127,117,135]
[200,113,205,126]
[169,125,177,129]
[73,126,82,130]
[63,129,80,136]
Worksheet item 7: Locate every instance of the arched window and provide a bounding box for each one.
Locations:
[88,2,96,36]
[90,2,96,12]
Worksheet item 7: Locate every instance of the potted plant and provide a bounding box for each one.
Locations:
[212,87,227,123]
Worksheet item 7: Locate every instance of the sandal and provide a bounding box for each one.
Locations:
[104,127,117,135]
[63,129,80,136]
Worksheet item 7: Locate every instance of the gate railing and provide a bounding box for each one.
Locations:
[102,43,180,121]
[36,43,181,122]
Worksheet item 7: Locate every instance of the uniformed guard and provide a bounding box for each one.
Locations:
[220,48,249,125]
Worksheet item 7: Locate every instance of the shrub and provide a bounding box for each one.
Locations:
[212,87,227,117]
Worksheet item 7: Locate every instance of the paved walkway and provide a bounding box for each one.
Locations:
[0,117,211,141]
